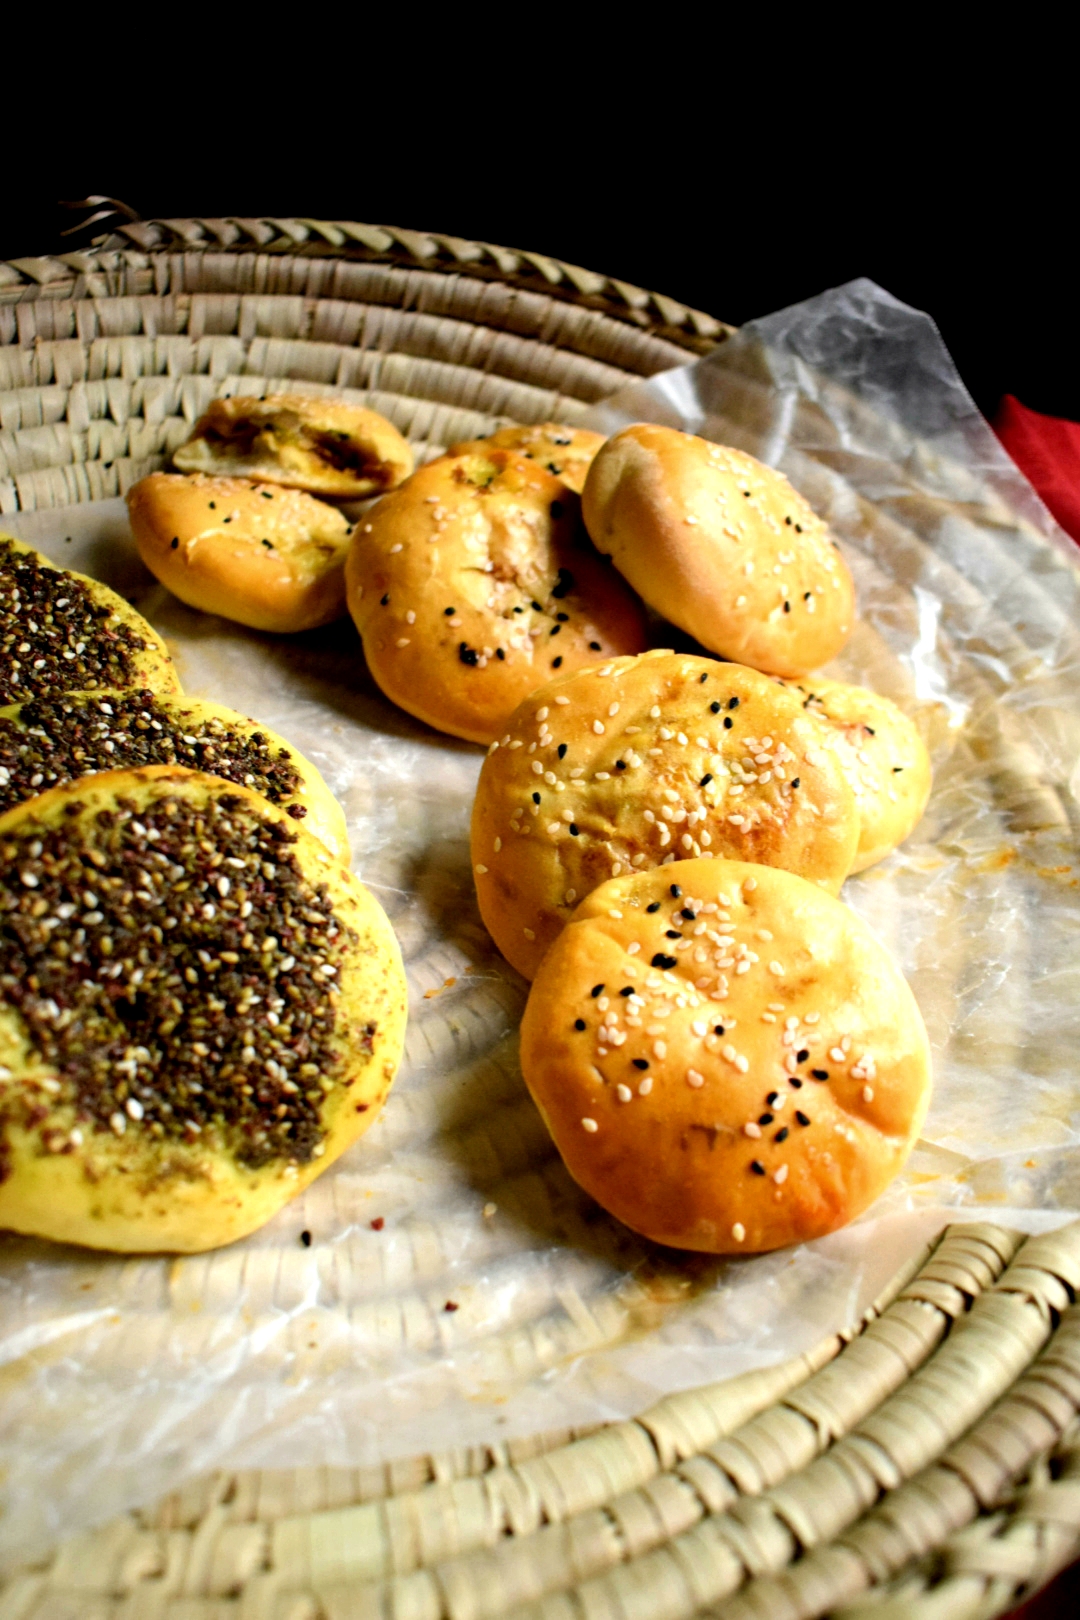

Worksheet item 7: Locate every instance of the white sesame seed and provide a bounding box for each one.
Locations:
[863,1085,874,1102]
[582,1117,599,1132]
[555,695,570,705]
[389,542,403,553]
[653,1040,667,1059]
[692,1020,707,1036]
[830,1047,846,1062]
[627,941,640,955]
[769,962,786,977]
[593,721,605,735]
[483,1203,497,1218]
[687,1069,704,1088]
[638,1077,653,1096]
[109,1112,126,1135]
[743,877,757,891]
[474,864,488,875]
[774,1164,789,1185]
[126,1097,144,1120]
[649,705,661,719]
[616,1084,632,1102]
[532,760,544,775]
[608,703,619,717]
[523,927,536,940]
[396,637,410,647]
[744,1122,762,1138]
[732,1223,746,1242]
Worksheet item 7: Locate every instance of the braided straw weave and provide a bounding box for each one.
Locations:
[1,224,1078,1619]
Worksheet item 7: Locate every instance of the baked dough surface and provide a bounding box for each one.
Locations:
[346,448,648,744]
[127,473,353,633]
[173,393,414,500]
[447,424,606,494]
[520,858,931,1253]
[472,651,858,978]
[0,766,406,1252]
[582,424,855,677]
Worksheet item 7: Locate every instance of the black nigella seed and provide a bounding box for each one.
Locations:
[894,766,904,772]
[710,701,721,713]
[496,648,505,660]
[700,773,713,786]
[646,901,661,913]
[750,1160,766,1175]
[812,1069,829,1081]
[785,516,792,525]
[574,1018,586,1030]
[532,791,541,804]
[589,641,602,651]
[783,601,791,613]
[795,523,802,532]
[797,1048,809,1062]
[380,593,390,606]
[723,717,733,729]
[615,760,626,770]
[775,1127,789,1143]
[670,885,682,897]
[444,606,455,616]
[557,743,567,758]
[532,601,543,611]
[759,1113,773,1125]
[459,643,479,666]
[552,657,563,668]
[791,778,801,789]
[651,953,677,970]
[170,537,179,550]
[550,568,574,599]
[300,1230,312,1247]
[728,697,740,709]
[556,611,569,622]
[766,1092,779,1105]
[550,624,561,636]
[680,908,695,920]
[664,929,681,939]
[633,1058,649,1070]
[591,984,605,997]
[569,823,579,836]
[796,1110,811,1126]
[620,986,634,997]
[789,1077,803,1089]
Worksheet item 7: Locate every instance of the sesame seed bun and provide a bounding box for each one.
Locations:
[778,676,933,871]
[471,651,858,979]
[173,393,414,500]
[0,690,349,863]
[345,448,648,745]
[1,534,180,705]
[127,473,353,634]
[520,858,931,1254]
[0,766,406,1253]
[447,424,606,494]
[581,424,855,677]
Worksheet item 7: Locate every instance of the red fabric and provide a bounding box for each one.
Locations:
[993,394,1080,545]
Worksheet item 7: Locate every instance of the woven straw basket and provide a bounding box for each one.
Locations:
[1,219,1079,1620]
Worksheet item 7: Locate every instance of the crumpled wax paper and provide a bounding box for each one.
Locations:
[2,277,1079,1571]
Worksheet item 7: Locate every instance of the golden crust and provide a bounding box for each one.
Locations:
[447,424,606,495]
[581,424,855,677]
[173,393,414,499]
[345,449,649,745]
[0,691,349,864]
[0,767,406,1252]
[471,651,859,979]
[520,859,931,1253]
[0,533,180,702]
[778,676,933,871]
[127,474,353,634]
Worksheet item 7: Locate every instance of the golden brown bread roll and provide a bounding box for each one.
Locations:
[0,533,179,705]
[520,859,931,1253]
[0,689,349,862]
[778,676,933,871]
[581,424,855,677]
[345,448,649,745]
[471,651,859,978]
[127,473,353,633]
[173,393,414,500]
[0,766,406,1252]
[447,424,606,494]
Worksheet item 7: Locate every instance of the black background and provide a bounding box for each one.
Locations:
[4,143,1073,427]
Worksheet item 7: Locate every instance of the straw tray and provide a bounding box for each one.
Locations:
[1,219,1079,1620]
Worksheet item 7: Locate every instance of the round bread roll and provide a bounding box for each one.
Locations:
[0,689,349,862]
[581,424,855,677]
[173,392,414,500]
[0,765,407,1253]
[520,858,931,1253]
[471,651,859,979]
[779,676,932,871]
[447,424,606,494]
[1,533,179,706]
[345,448,648,745]
[127,473,353,633]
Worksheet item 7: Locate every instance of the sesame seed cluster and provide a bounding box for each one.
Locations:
[446,424,606,495]
[0,788,355,1171]
[0,537,153,704]
[0,691,305,821]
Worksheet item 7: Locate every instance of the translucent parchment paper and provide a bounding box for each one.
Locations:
[3,278,1079,1570]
